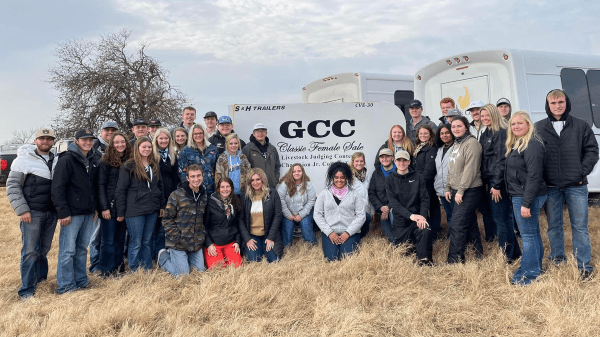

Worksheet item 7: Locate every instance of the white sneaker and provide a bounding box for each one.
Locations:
[158,249,169,267]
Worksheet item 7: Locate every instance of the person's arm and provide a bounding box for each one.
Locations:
[385,177,413,220]
[273,149,281,183]
[368,173,385,212]
[51,157,71,219]
[266,190,283,243]
[203,201,214,247]
[162,192,181,245]
[157,172,166,210]
[581,124,599,177]
[115,166,131,218]
[456,140,482,195]
[298,182,317,219]
[522,141,545,208]
[97,163,110,212]
[492,130,508,190]
[277,184,293,218]
[214,155,225,185]
[313,190,334,236]
[422,146,438,183]
[237,196,252,244]
[6,158,29,216]
[345,190,366,236]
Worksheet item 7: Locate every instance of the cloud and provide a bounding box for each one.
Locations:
[113,0,531,63]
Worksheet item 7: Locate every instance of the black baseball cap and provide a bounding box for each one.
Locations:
[75,128,97,140]
[408,99,423,108]
[496,98,511,107]
[204,111,217,119]
[148,119,162,127]
[133,119,148,126]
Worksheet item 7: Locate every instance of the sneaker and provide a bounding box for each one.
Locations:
[581,270,594,281]
[158,249,169,267]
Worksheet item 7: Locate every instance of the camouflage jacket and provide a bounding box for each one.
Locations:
[162,184,208,253]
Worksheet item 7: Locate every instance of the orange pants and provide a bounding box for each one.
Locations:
[204,243,243,268]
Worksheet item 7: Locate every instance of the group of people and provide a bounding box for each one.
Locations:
[6,89,598,300]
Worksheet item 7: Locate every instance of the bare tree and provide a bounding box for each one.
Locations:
[48,29,189,139]
[4,127,39,145]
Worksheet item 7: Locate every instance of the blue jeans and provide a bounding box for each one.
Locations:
[244,234,279,263]
[281,210,317,247]
[440,197,454,238]
[487,183,521,262]
[57,214,95,294]
[380,211,395,242]
[99,217,126,275]
[159,248,206,277]
[321,232,360,261]
[88,218,101,273]
[545,185,593,272]
[125,213,158,271]
[19,210,57,298]
[511,195,547,285]
[359,213,372,240]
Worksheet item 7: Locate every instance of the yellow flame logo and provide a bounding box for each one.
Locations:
[458,86,470,110]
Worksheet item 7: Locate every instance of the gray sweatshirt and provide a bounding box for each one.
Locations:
[314,186,366,236]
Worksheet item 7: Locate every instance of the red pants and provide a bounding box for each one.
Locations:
[204,243,243,268]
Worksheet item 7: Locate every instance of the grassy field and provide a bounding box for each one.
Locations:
[1,187,599,336]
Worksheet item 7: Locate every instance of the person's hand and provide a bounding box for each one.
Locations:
[381,206,390,220]
[339,232,350,244]
[265,239,275,252]
[20,212,32,224]
[102,210,111,220]
[328,232,341,245]
[490,188,502,203]
[207,244,217,257]
[412,215,428,229]
[294,215,302,222]
[246,239,258,251]
[445,191,452,202]
[455,194,463,205]
[60,216,71,226]
[521,206,531,218]
[288,215,295,221]
[160,209,165,217]
[117,216,124,222]
[93,211,98,221]
[232,243,240,254]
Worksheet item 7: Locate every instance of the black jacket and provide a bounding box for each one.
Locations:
[535,92,599,188]
[505,138,547,208]
[92,139,107,166]
[97,160,124,216]
[238,188,283,257]
[51,142,97,219]
[413,144,437,189]
[368,165,395,213]
[115,161,165,218]
[158,157,180,200]
[385,169,430,221]
[204,193,241,247]
[479,127,508,190]
[209,130,247,156]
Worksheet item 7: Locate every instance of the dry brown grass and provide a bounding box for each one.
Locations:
[1,186,599,336]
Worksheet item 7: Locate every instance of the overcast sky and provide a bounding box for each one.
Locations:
[1,0,599,143]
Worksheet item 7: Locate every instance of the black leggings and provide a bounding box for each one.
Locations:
[447,187,484,263]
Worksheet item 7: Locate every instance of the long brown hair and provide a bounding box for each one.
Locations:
[279,163,310,197]
[415,124,436,148]
[216,177,242,212]
[128,137,159,182]
[387,125,414,154]
[102,132,132,167]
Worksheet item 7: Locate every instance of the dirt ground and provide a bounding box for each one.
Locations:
[1,187,599,336]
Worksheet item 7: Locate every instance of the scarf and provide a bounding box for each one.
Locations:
[381,163,396,178]
[413,142,427,158]
[219,195,234,217]
[354,168,367,182]
[331,185,348,199]
[454,131,472,144]
[158,148,169,163]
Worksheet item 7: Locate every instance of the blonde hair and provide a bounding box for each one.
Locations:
[129,137,159,182]
[172,127,188,151]
[225,133,242,155]
[188,124,209,150]
[245,168,270,201]
[505,111,541,157]
[348,152,366,177]
[152,128,176,166]
[547,89,566,100]
[387,125,415,154]
[481,104,508,132]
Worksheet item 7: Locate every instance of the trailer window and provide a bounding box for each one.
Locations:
[394,90,414,121]
[586,70,600,128]
[560,68,594,126]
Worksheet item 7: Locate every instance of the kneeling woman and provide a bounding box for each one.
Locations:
[204,177,243,268]
[239,168,283,262]
[386,150,433,265]
[116,137,165,271]
[314,162,366,261]
[159,164,208,276]
[505,111,547,285]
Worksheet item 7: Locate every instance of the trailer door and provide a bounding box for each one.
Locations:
[441,75,490,112]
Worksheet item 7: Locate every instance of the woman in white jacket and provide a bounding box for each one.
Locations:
[433,124,455,235]
[277,163,317,248]
[314,162,366,261]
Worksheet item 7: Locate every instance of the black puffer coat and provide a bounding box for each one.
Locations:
[238,188,283,257]
[115,161,165,218]
[413,144,437,189]
[204,193,241,246]
[97,159,124,217]
[479,127,508,190]
[535,92,599,188]
[505,138,547,208]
